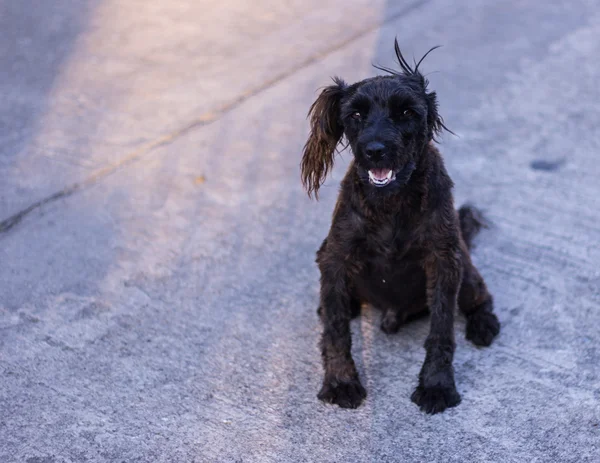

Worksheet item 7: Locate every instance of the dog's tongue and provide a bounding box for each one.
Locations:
[369,168,392,180]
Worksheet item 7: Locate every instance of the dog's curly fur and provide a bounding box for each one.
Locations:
[301,40,500,413]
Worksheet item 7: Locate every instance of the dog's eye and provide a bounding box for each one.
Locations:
[351,112,362,121]
[403,109,415,117]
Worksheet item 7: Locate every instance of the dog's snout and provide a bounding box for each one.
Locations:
[364,141,386,159]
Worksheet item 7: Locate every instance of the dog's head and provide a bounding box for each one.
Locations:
[301,40,448,198]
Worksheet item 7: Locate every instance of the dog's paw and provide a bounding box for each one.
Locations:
[411,385,461,414]
[318,377,366,409]
[380,311,401,334]
[466,311,500,347]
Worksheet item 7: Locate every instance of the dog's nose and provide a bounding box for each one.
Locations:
[364,141,386,159]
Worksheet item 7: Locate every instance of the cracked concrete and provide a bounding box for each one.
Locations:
[1,0,600,462]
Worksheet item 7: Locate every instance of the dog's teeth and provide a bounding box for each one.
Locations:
[368,169,394,185]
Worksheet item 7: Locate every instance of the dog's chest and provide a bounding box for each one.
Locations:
[360,219,424,277]
[366,218,417,257]
[355,220,426,305]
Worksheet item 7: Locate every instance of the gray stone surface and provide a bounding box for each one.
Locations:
[1,0,599,462]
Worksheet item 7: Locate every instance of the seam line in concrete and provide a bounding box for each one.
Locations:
[0,0,429,234]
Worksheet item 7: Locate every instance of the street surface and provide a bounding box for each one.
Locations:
[1,1,599,461]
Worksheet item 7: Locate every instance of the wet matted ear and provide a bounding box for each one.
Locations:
[426,90,443,141]
[300,77,347,199]
[426,90,454,142]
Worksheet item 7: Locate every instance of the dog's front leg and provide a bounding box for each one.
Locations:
[411,247,462,414]
[317,268,366,409]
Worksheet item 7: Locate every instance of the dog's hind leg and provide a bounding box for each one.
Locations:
[380,300,428,334]
[458,243,500,346]
[458,204,487,250]
[457,205,500,346]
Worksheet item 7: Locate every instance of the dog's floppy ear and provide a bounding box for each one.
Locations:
[426,91,444,141]
[425,89,455,142]
[301,77,347,199]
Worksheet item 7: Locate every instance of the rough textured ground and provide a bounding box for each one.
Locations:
[1,1,600,462]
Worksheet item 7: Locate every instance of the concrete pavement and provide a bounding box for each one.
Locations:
[1,1,599,461]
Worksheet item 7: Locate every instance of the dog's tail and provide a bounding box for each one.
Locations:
[458,204,488,250]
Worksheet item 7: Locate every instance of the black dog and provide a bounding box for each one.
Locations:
[301,40,500,413]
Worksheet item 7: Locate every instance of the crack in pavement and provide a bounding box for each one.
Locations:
[0,0,429,235]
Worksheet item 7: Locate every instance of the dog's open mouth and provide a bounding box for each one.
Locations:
[368,168,396,187]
